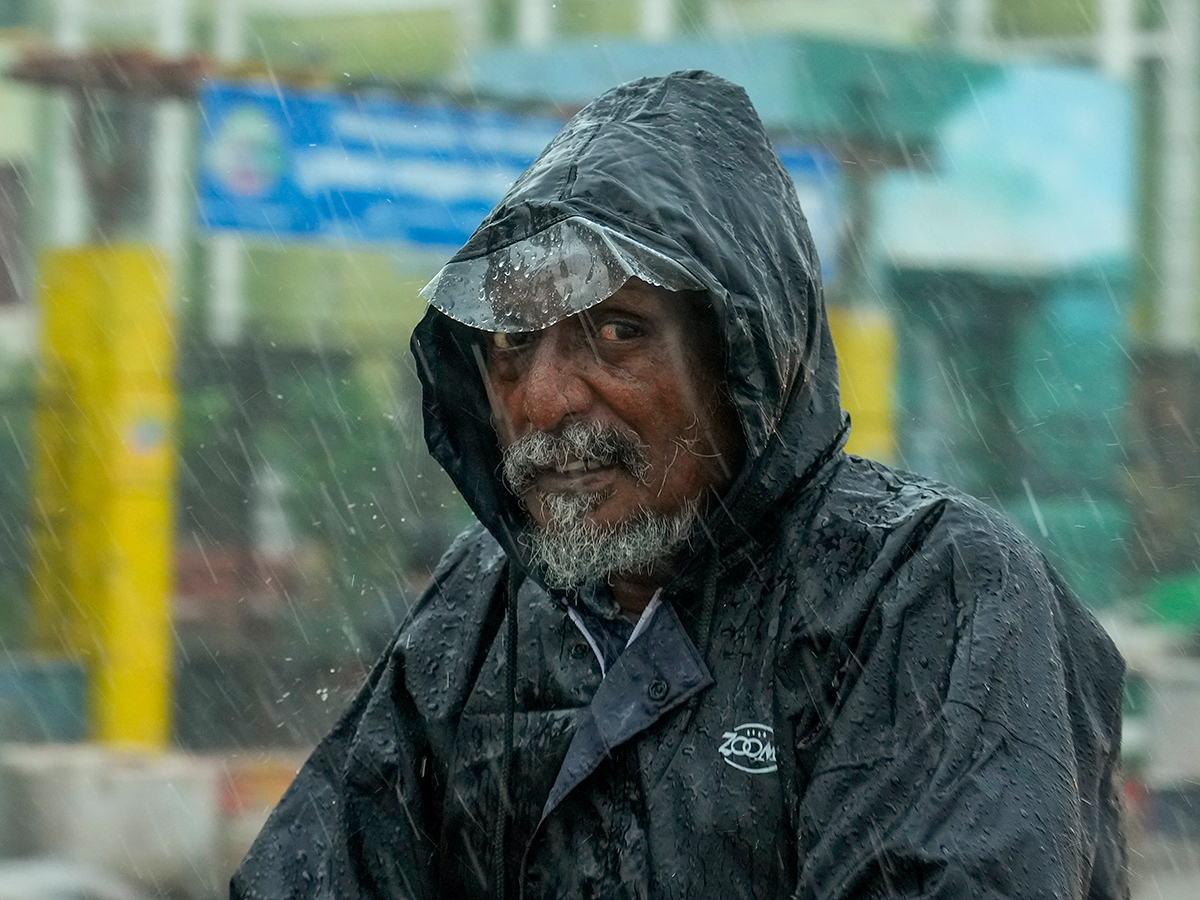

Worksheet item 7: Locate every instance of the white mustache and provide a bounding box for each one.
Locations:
[501,422,651,495]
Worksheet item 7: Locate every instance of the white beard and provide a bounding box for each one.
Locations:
[527,492,701,590]
[501,422,699,589]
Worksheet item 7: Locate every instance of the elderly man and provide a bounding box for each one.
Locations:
[233,71,1126,900]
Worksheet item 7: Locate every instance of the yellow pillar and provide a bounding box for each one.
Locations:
[30,246,176,748]
[827,305,897,463]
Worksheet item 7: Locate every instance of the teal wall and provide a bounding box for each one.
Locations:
[893,264,1132,609]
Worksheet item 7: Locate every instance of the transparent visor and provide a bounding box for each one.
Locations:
[419,216,703,333]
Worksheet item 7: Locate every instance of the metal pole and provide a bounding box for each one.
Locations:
[640,0,674,40]
[209,0,246,346]
[956,0,991,48]
[515,0,552,47]
[50,0,87,246]
[152,0,192,278]
[457,0,487,53]
[214,0,247,66]
[1158,0,1200,349]
[1100,0,1138,81]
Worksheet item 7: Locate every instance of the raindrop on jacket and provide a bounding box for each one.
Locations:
[232,70,1127,900]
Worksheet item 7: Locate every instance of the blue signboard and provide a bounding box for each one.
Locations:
[776,145,844,281]
[197,82,842,276]
[197,82,564,247]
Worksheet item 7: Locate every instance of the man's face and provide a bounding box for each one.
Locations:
[483,279,743,579]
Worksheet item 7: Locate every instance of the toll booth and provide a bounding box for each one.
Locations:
[890,262,1132,608]
[877,63,1134,608]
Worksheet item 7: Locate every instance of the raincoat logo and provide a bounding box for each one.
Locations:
[718,723,778,774]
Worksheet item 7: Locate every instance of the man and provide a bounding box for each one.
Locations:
[233,71,1127,899]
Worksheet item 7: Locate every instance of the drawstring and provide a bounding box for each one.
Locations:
[493,562,522,900]
[492,557,714,899]
[695,554,720,660]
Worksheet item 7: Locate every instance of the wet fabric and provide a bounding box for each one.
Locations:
[233,71,1127,900]
[566,591,636,674]
[419,216,703,332]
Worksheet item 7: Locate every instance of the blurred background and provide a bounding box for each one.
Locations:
[0,0,1193,896]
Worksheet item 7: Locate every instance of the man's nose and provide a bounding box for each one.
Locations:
[521,329,593,432]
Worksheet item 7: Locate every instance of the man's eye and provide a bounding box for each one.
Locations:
[491,331,535,351]
[596,321,640,342]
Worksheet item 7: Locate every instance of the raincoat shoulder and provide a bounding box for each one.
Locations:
[771,454,1127,900]
[230,524,505,900]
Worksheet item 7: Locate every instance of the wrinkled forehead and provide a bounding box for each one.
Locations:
[420,217,703,333]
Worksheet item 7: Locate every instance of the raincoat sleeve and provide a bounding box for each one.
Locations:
[790,503,1126,900]
[229,639,439,900]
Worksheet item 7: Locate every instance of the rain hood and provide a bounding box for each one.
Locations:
[411,69,846,580]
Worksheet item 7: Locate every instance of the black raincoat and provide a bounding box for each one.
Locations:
[233,71,1126,900]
